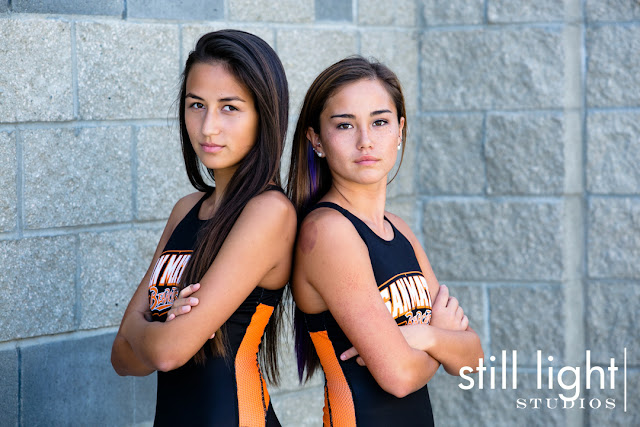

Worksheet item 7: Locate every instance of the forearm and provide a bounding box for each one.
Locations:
[111,333,155,376]
[423,326,483,375]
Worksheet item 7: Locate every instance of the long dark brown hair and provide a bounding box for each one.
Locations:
[178,30,289,383]
[286,56,407,382]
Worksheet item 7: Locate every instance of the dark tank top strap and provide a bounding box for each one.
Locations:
[311,201,396,245]
[264,184,285,195]
[185,191,213,222]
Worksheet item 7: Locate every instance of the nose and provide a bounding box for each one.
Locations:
[202,110,221,136]
[357,126,373,150]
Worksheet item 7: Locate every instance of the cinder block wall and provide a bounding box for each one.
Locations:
[1,1,638,426]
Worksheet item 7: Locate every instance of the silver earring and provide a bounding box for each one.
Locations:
[315,150,324,158]
[397,143,402,151]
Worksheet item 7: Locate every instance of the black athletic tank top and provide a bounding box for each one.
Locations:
[149,190,283,427]
[303,202,435,426]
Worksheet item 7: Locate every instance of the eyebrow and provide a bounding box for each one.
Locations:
[185,93,247,102]
[329,109,392,119]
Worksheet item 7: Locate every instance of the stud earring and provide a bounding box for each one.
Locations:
[397,143,402,151]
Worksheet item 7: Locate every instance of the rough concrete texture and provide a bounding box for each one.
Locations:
[386,197,418,231]
[315,0,352,22]
[422,200,563,281]
[420,0,484,25]
[20,332,136,426]
[488,0,564,23]
[429,370,567,426]
[12,0,122,15]
[270,385,325,426]
[416,114,485,195]
[0,131,16,232]
[586,281,640,365]
[587,111,640,194]
[587,25,640,107]
[0,236,76,341]
[76,21,179,120]
[588,197,640,279]
[136,125,193,221]
[587,0,640,21]
[0,19,73,123]
[358,0,417,26]
[421,27,564,110]
[181,25,276,62]
[79,227,162,329]
[127,0,223,20]
[229,0,314,22]
[490,284,565,366]
[587,369,639,426]
[276,28,357,115]
[0,348,18,427]
[486,113,564,195]
[23,127,132,228]
[134,373,158,423]
[360,30,419,115]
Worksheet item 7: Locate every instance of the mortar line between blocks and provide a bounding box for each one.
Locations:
[71,21,79,120]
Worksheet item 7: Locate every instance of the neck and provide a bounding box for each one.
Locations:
[324,178,388,228]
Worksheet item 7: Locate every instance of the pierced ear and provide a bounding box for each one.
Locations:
[398,116,405,139]
[306,127,325,157]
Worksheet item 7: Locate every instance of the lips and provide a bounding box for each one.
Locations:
[355,155,379,165]
[200,143,224,153]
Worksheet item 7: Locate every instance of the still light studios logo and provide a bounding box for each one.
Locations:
[458,349,629,410]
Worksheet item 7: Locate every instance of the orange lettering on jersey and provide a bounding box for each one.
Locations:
[390,284,403,318]
[380,288,391,313]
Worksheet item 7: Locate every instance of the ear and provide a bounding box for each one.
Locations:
[398,117,405,143]
[306,127,324,156]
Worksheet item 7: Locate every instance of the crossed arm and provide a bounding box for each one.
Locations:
[111,191,296,375]
[293,209,483,397]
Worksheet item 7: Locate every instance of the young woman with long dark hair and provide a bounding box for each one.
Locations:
[287,56,483,425]
[111,30,295,426]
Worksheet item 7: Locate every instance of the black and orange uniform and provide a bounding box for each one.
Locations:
[304,202,435,426]
[148,191,282,427]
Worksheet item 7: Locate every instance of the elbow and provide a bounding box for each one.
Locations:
[148,350,189,373]
[376,366,424,398]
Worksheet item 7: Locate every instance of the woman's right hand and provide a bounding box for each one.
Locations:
[430,284,468,331]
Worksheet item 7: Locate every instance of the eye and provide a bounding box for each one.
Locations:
[373,119,388,127]
[337,123,353,130]
[189,102,205,110]
[222,105,238,112]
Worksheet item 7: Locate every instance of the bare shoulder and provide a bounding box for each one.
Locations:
[386,211,419,244]
[166,191,206,228]
[242,188,297,228]
[298,207,363,257]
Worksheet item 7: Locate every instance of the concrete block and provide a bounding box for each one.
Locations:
[0,236,76,341]
[587,0,640,21]
[429,370,567,426]
[416,114,484,195]
[76,21,179,120]
[360,30,419,115]
[136,126,193,221]
[128,0,223,20]
[587,111,640,194]
[229,0,314,22]
[490,284,564,366]
[587,25,640,108]
[587,369,639,426]
[270,385,324,427]
[358,0,417,26]
[0,0,8,12]
[586,281,640,365]
[422,200,563,281]
[421,28,563,110]
[0,19,72,123]
[21,332,136,426]
[0,348,18,427]
[134,373,158,424]
[588,197,640,279]
[420,0,484,25]
[0,131,16,232]
[487,0,564,23]
[12,0,122,15]
[181,25,275,63]
[486,113,564,195]
[23,127,132,228]
[276,29,357,115]
[315,0,352,22]
[79,227,162,330]
[386,197,418,231]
